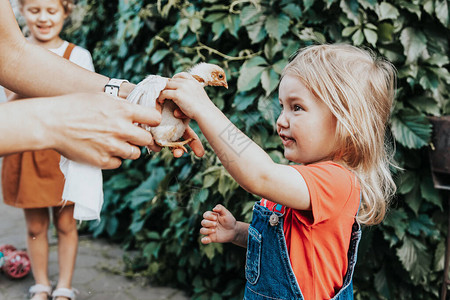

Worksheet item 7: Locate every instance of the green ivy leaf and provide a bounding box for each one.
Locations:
[374,266,391,299]
[340,0,360,23]
[143,241,161,259]
[408,96,441,115]
[397,236,432,283]
[258,93,279,123]
[106,217,119,236]
[363,28,378,46]
[377,22,395,42]
[404,185,422,215]
[352,29,365,45]
[237,66,265,91]
[303,0,315,11]
[435,0,449,27]
[383,208,408,240]
[202,243,223,260]
[261,68,279,96]
[246,21,267,43]
[240,5,261,26]
[264,13,290,40]
[428,66,450,84]
[273,59,288,74]
[212,20,226,41]
[377,2,400,20]
[420,175,443,209]
[151,49,170,65]
[407,214,437,237]
[342,25,358,37]
[398,1,422,18]
[233,92,255,111]
[400,27,428,63]
[282,3,302,19]
[390,109,432,149]
[425,53,450,67]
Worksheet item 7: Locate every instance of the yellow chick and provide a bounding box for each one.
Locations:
[127,63,228,152]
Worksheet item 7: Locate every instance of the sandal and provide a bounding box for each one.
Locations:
[29,284,52,300]
[51,287,79,300]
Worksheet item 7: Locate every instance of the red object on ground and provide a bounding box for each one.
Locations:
[0,244,17,255]
[0,245,31,279]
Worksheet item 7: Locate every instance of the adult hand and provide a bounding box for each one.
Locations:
[49,93,162,169]
[4,93,161,169]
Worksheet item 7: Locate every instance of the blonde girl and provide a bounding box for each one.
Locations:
[2,0,93,299]
[159,44,396,299]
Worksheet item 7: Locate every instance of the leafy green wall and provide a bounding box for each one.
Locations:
[65,0,449,299]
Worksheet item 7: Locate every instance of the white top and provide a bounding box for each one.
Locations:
[0,87,6,103]
[51,40,95,72]
[54,41,105,221]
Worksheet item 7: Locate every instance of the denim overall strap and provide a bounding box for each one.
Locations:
[244,202,362,300]
[244,203,304,300]
[331,220,361,300]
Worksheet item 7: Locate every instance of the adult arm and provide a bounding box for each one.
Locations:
[0,93,161,169]
[0,0,133,98]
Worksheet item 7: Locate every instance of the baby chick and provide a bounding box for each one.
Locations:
[127,63,228,152]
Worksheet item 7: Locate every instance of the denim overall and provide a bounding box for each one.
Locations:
[244,202,361,300]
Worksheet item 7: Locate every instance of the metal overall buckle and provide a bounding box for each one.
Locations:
[269,204,285,227]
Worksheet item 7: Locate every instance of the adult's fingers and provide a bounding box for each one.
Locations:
[146,142,162,153]
[102,157,123,170]
[119,124,154,148]
[126,102,162,126]
[126,145,141,160]
[172,72,194,80]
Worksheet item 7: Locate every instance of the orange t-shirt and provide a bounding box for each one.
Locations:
[261,161,360,300]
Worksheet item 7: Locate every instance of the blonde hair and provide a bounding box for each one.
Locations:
[18,0,74,14]
[282,44,397,225]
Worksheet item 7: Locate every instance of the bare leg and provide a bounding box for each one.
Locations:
[52,205,78,300]
[24,208,51,300]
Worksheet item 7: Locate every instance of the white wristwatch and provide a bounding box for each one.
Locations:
[104,78,129,97]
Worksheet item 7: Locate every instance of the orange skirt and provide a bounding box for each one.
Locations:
[2,150,72,208]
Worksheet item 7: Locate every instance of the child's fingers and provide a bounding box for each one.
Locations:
[199,227,215,235]
[201,219,217,228]
[172,148,185,158]
[183,127,205,158]
[212,204,226,215]
[201,236,212,244]
[203,211,218,221]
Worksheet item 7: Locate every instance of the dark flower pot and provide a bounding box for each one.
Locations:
[429,116,450,191]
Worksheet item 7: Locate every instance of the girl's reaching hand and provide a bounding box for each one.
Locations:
[157,73,214,121]
[200,204,237,244]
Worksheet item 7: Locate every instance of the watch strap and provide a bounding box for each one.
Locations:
[104,78,129,97]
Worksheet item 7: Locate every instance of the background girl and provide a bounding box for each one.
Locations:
[2,0,93,299]
[159,44,396,299]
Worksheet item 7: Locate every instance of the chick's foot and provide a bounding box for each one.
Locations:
[157,138,194,153]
